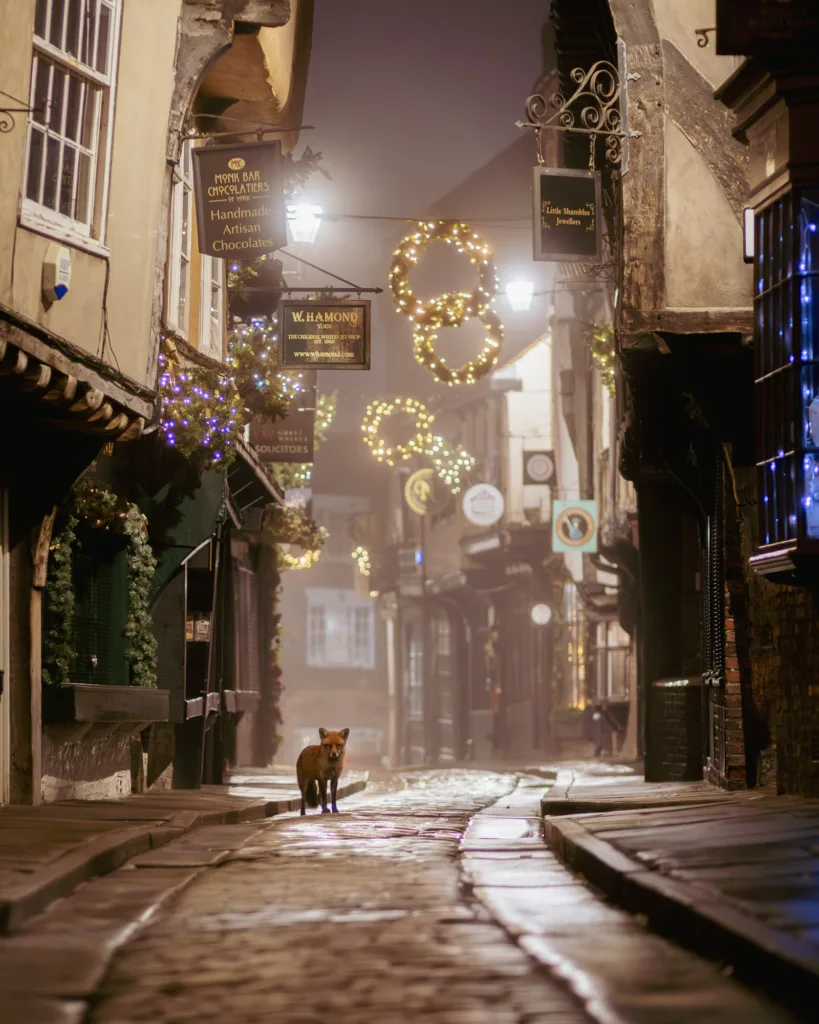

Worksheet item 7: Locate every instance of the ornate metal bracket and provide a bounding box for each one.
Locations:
[515,61,640,167]
[0,90,39,135]
[695,27,716,48]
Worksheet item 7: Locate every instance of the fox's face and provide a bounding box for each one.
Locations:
[318,727,349,763]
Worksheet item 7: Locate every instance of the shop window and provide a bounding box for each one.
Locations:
[754,190,819,558]
[199,254,225,359]
[407,635,423,718]
[68,535,127,685]
[594,620,631,699]
[23,0,122,249]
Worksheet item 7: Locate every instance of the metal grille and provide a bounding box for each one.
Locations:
[72,548,114,684]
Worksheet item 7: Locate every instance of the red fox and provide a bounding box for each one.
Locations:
[296,727,350,815]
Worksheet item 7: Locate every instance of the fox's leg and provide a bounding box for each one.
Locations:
[318,778,329,813]
[300,788,306,816]
[331,777,339,813]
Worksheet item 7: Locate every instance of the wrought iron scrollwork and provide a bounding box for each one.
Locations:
[0,90,38,136]
[695,27,716,48]
[517,60,639,167]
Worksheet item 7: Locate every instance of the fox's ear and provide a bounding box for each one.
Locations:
[339,728,350,741]
[318,727,328,740]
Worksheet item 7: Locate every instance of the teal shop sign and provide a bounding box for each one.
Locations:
[552,500,598,554]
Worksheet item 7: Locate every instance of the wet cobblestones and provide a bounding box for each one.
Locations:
[89,772,590,1024]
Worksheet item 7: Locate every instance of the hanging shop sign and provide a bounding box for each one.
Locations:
[277,299,371,370]
[192,141,288,258]
[552,499,598,554]
[249,372,317,463]
[533,168,601,263]
[523,450,556,486]
[463,483,505,528]
[404,468,448,516]
[716,0,819,55]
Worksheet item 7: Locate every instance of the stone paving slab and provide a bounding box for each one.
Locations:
[542,767,819,1018]
[0,770,367,935]
[466,781,800,1024]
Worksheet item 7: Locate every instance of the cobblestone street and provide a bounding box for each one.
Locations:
[1,770,802,1023]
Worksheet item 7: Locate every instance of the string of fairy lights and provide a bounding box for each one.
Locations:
[360,397,476,496]
[389,221,504,386]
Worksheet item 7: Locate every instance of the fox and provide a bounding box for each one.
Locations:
[296,727,350,815]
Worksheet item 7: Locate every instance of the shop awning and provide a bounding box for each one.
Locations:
[226,438,283,524]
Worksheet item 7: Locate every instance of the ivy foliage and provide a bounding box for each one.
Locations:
[43,482,158,688]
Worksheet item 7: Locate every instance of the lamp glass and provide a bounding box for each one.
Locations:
[505,280,535,312]
[287,203,323,245]
[530,603,552,626]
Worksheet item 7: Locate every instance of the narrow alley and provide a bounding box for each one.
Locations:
[0,770,799,1023]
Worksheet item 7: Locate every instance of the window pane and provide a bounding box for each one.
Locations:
[80,84,97,149]
[96,2,111,74]
[26,128,45,202]
[43,136,61,209]
[65,0,82,57]
[49,0,66,48]
[76,150,92,223]
[49,66,66,133]
[31,59,50,127]
[180,187,190,254]
[83,0,98,68]
[65,74,83,142]
[178,258,188,326]
[60,145,76,217]
[34,0,48,38]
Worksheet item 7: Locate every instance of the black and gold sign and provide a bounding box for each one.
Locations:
[533,168,601,263]
[278,299,371,370]
[192,141,287,258]
[249,372,316,464]
[716,0,819,55]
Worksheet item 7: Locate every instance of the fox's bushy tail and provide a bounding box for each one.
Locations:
[303,778,320,809]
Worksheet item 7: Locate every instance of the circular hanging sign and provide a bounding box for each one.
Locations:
[462,483,505,528]
[404,468,448,516]
[524,451,555,485]
[530,603,553,626]
[555,505,596,548]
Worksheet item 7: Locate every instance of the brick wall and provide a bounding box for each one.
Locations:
[649,680,703,782]
[734,467,819,796]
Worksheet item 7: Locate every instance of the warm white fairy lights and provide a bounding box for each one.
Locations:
[352,545,372,577]
[389,221,504,386]
[360,398,475,494]
[360,397,434,466]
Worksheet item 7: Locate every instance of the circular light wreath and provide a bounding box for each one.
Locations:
[389,220,504,386]
[360,397,434,467]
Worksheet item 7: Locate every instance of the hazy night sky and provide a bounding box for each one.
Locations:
[301,0,549,218]
[287,0,551,431]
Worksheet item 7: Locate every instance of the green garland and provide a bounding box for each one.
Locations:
[43,483,158,688]
[123,505,159,689]
[42,509,78,687]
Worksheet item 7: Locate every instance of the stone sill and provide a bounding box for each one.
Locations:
[43,683,170,727]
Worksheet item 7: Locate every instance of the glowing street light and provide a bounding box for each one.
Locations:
[286,203,323,245]
[505,279,535,312]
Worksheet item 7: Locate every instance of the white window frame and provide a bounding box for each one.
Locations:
[306,587,375,670]
[21,0,122,256]
[166,138,193,337]
[199,254,225,360]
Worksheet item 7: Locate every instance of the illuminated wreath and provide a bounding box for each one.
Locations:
[389,221,504,386]
[360,397,434,466]
[360,398,476,494]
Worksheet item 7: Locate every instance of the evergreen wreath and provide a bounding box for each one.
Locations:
[43,482,158,688]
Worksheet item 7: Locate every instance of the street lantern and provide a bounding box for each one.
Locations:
[287,203,323,245]
[505,280,535,312]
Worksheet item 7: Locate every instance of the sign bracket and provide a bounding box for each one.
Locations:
[515,60,641,168]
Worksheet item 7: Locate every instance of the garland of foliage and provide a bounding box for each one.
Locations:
[266,502,328,572]
[158,340,243,467]
[123,505,159,688]
[269,566,285,757]
[42,509,78,687]
[226,317,307,423]
[43,481,158,688]
[587,324,616,396]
